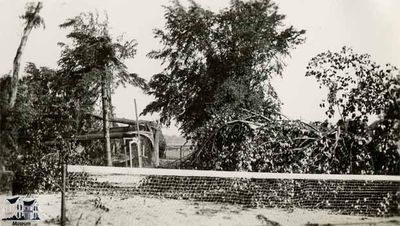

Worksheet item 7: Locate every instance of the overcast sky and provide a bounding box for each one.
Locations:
[0,0,399,135]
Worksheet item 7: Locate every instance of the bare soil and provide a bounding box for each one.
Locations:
[1,193,399,226]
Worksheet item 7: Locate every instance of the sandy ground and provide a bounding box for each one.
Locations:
[1,193,399,226]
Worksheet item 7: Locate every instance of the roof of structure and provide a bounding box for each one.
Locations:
[6,197,20,204]
[23,200,36,206]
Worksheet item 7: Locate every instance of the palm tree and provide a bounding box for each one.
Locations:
[9,2,44,108]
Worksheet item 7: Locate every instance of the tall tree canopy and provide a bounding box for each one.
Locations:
[58,12,146,165]
[143,0,305,138]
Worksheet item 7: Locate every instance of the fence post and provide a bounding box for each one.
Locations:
[61,162,67,226]
[180,146,183,168]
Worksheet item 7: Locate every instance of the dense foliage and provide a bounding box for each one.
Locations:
[1,64,88,193]
[58,12,147,165]
[1,1,398,197]
[144,1,398,174]
[143,0,305,169]
[306,47,399,174]
[183,47,399,175]
[143,0,305,134]
[1,12,147,193]
[58,12,147,95]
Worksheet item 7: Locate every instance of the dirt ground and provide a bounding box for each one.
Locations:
[1,193,400,226]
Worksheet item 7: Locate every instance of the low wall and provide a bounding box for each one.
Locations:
[0,170,14,195]
[67,165,400,217]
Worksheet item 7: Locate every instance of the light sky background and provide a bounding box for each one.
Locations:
[0,0,399,135]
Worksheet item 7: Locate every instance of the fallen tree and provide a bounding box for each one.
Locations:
[86,113,157,129]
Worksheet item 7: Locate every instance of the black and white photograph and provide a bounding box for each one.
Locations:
[0,0,399,225]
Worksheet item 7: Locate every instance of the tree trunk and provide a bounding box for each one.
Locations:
[108,84,118,157]
[107,84,117,126]
[9,2,43,108]
[86,113,155,128]
[101,72,112,166]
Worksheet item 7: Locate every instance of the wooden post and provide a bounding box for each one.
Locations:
[180,146,183,168]
[129,140,133,168]
[134,99,142,168]
[124,140,128,167]
[142,143,147,166]
[154,127,160,167]
[61,162,66,226]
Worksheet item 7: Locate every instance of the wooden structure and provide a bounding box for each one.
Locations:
[74,114,162,168]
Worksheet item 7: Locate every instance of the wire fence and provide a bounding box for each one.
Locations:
[62,164,400,220]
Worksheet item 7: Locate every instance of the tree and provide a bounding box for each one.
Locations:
[2,60,122,192]
[143,0,305,152]
[9,2,44,108]
[58,12,146,166]
[1,63,78,192]
[306,46,400,174]
[1,2,44,170]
